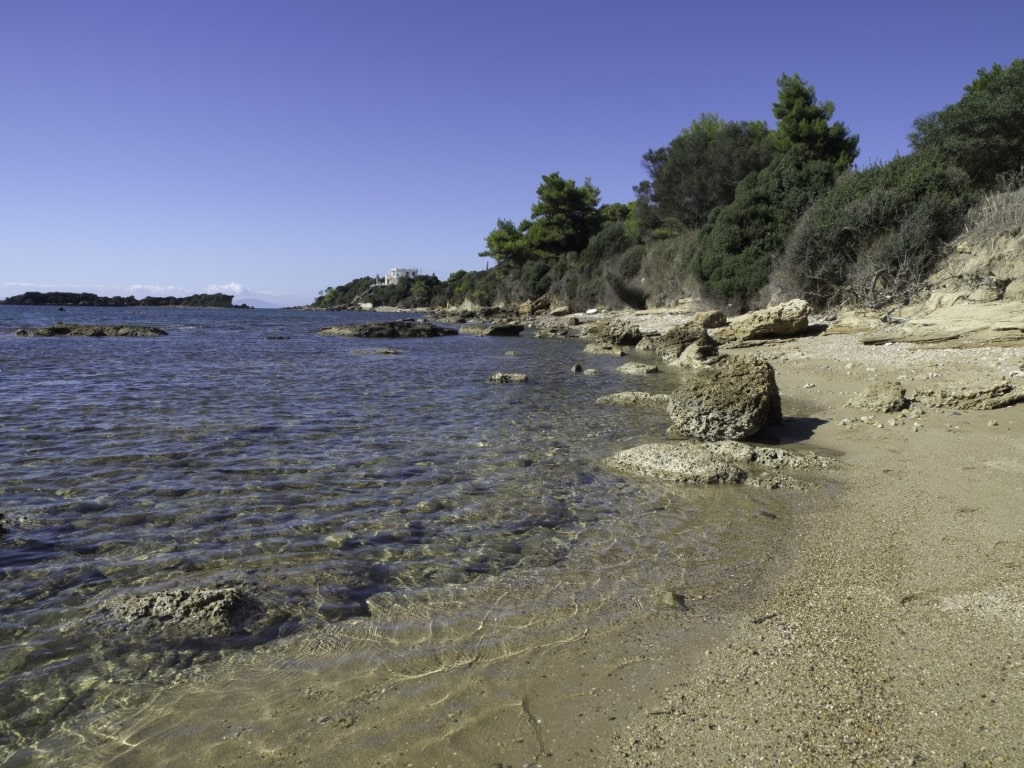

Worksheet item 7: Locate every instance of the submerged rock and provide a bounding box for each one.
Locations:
[667,356,782,441]
[318,320,458,338]
[16,323,168,337]
[489,372,529,383]
[97,586,270,640]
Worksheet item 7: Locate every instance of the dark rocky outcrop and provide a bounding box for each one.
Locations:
[318,320,458,338]
[458,323,525,337]
[16,324,168,337]
[667,356,782,441]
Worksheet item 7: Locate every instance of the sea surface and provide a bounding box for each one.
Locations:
[0,305,793,765]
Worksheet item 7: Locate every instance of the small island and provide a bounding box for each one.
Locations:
[0,291,248,308]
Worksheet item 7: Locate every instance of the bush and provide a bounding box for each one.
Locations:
[780,151,974,308]
[694,147,837,303]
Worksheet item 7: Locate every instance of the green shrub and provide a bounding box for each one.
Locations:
[781,151,974,308]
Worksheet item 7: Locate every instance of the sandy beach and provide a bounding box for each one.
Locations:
[90,305,1024,768]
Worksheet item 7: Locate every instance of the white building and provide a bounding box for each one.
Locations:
[383,267,420,286]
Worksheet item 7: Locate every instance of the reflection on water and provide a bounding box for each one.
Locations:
[0,306,796,765]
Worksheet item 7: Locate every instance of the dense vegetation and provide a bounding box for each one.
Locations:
[1,292,241,308]
[316,61,1024,313]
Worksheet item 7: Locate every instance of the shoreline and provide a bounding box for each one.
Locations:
[48,313,1024,766]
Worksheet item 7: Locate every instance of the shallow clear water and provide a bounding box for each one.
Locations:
[0,305,792,765]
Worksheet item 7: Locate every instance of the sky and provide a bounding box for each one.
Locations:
[2,1,1021,307]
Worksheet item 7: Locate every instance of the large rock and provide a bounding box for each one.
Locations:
[99,586,266,638]
[715,299,810,341]
[318,320,458,338]
[607,441,833,487]
[848,381,908,412]
[585,320,643,346]
[636,322,705,360]
[667,356,782,441]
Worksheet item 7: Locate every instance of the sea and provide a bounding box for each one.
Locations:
[0,305,797,765]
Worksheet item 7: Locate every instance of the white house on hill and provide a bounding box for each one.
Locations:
[383,267,419,285]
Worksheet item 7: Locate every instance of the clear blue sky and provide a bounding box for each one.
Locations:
[2,1,1021,306]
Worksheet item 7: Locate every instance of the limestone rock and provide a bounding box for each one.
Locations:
[489,372,529,383]
[596,392,672,408]
[667,356,782,441]
[618,362,659,375]
[585,320,643,347]
[694,310,727,329]
[716,299,810,342]
[637,322,705,360]
[318,320,457,338]
[849,381,908,413]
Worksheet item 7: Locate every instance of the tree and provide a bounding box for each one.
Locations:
[694,146,837,301]
[909,59,1024,188]
[638,114,776,231]
[526,172,603,256]
[480,218,533,267]
[773,74,859,171]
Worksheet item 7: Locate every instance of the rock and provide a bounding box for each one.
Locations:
[16,323,168,337]
[637,322,705,360]
[914,382,1024,410]
[618,362,659,375]
[849,381,908,413]
[318,320,458,338]
[674,331,720,367]
[583,342,628,356]
[694,310,728,329]
[667,356,782,441]
[607,442,747,484]
[489,372,529,383]
[596,392,672,408]
[549,305,571,316]
[716,299,811,341]
[458,323,524,336]
[585,320,643,347]
[607,440,833,486]
[99,586,265,638]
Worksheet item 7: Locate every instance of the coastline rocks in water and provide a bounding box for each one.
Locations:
[585,320,642,347]
[16,323,168,337]
[318,320,458,338]
[458,323,525,337]
[848,381,908,412]
[583,342,629,356]
[667,356,782,441]
[607,440,834,487]
[596,391,672,408]
[675,331,721,367]
[714,299,811,342]
[489,372,529,383]
[618,361,659,375]
[97,586,269,641]
[636,322,705,360]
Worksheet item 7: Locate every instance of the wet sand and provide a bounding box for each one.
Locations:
[86,316,1024,767]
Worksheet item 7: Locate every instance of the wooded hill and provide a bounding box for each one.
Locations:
[316,61,1024,314]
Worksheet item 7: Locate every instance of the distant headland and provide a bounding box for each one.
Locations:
[0,292,249,308]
